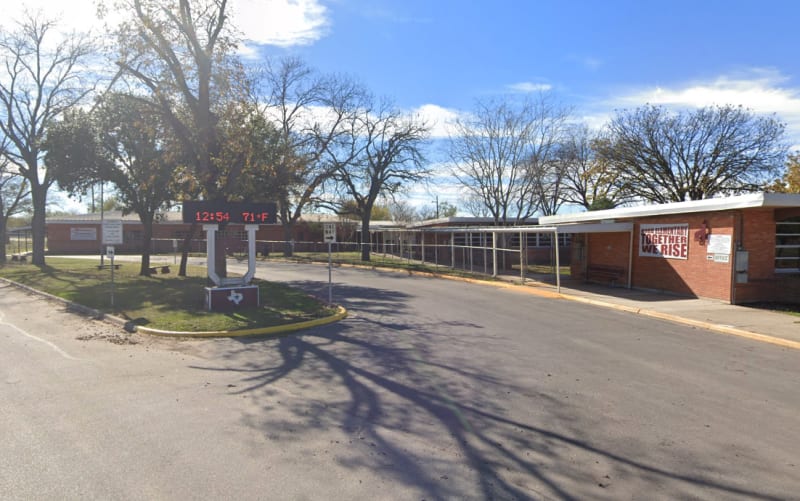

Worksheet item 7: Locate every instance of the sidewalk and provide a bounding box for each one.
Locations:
[515,277,800,349]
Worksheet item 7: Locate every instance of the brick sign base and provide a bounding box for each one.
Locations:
[204,285,260,312]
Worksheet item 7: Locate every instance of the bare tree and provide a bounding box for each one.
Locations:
[448,94,570,224]
[0,148,31,263]
[461,193,491,217]
[0,13,96,265]
[558,125,631,210]
[258,57,368,256]
[596,104,787,203]
[389,199,419,222]
[322,97,430,261]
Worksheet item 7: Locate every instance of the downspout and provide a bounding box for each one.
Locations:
[731,210,744,304]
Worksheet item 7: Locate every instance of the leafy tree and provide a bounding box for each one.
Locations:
[46,94,181,275]
[111,0,246,277]
[98,195,126,213]
[0,13,96,265]
[768,153,800,193]
[417,200,458,220]
[448,95,570,224]
[588,196,617,211]
[96,93,181,275]
[322,97,430,261]
[44,109,114,198]
[596,104,787,203]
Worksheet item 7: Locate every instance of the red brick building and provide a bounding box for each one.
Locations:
[45,211,357,255]
[539,193,800,304]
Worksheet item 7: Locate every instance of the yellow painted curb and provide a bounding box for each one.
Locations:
[135,305,348,338]
[386,268,800,351]
[557,294,800,351]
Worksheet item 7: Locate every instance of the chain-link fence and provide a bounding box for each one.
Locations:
[151,226,572,286]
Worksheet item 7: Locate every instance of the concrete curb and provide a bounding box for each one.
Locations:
[0,277,137,332]
[0,276,347,339]
[562,294,800,351]
[431,271,800,350]
[135,306,348,338]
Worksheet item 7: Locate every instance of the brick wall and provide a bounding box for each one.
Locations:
[577,208,800,304]
[630,213,734,301]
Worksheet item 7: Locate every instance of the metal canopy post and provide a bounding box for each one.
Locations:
[520,230,525,283]
[555,229,561,293]
[492,231,498,277]
[421,231,426,265]
[451,231,455,269]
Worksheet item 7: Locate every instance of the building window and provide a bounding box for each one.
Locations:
[776,217,800,273]
[507,232,571,248]
[126,231,143,242]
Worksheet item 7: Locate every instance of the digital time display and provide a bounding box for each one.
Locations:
[182,201,278,225]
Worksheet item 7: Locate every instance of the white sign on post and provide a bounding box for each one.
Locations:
[323,223,336,243]
[102,220,124,245]
[106,245,115,258]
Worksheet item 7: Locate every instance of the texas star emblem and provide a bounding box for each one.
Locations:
[227,290,244,305]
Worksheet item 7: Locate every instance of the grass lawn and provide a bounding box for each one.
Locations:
[0,257,336,332]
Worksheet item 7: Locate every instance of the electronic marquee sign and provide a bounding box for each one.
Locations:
[182,201,278,225]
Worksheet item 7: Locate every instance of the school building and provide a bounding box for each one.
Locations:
[539,192,800,304]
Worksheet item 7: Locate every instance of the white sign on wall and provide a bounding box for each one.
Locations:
[70,228,97,241]
[707,234,732,255]
[639,223,689,260]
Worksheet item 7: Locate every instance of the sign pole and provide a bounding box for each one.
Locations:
[328,241,333,304]
[106,245,115,308]
[323,223,336,304]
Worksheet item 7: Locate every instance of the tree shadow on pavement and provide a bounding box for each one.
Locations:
[187,282,787,500]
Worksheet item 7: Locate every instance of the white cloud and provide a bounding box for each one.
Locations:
[410,104,463,139]
[232,0,329,49]
[507,82,553,93]
[604,69,800,148]
[1,0,330,49]
[613,70,796,112]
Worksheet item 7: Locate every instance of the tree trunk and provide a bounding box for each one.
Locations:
[360,215,371,261]
[282,221,295,257]
[0,214,7,264]
[139,220,153,276]
[30,185,47,266]
[179,222,199,277]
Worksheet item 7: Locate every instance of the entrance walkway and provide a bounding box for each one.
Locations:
[514,276,800,349]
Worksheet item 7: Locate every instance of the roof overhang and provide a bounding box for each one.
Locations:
[539,193,800,226]
[547,222,634,233]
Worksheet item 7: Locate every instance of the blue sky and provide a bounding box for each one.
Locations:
[254,0,800,143]
[7,0,800,211]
